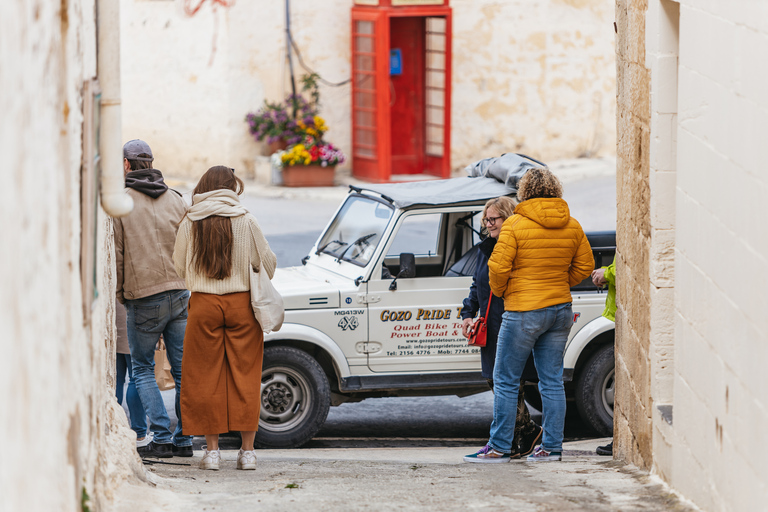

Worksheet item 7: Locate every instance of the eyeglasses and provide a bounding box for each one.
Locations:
[483,215,503,225]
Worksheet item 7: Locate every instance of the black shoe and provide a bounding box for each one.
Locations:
[518,424,543,457]
[137,441,173,459]
[172,444,193,457]
[596,441,613,456]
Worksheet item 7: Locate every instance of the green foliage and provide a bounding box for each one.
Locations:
[81,487,92,512]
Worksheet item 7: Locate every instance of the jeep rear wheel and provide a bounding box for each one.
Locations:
[575,344,615,436]
[255,346,331,449]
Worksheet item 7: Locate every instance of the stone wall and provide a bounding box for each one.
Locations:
[0,1,142,510]
[613,0,653,470]
[120,0,616,181]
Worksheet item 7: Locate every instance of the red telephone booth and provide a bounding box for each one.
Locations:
[351,0,452,182]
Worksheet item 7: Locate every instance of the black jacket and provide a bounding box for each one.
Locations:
[460,237,538,382]
[460,237,505,379]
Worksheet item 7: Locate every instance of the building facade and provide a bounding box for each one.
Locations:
[120,0,617,180]
[615,0,768,509]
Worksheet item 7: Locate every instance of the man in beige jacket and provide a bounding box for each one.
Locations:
[114,139,192,458]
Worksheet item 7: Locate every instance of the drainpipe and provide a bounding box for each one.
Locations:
[97,0,133,217]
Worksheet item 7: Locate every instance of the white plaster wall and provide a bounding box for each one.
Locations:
[0,0,142,510]
[120,0,352,180]
[670,1,768,509]
[451,0,616,163]
[644,0,678,484]
[121,0,616,181]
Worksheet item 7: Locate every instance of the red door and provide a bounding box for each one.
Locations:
[389,17,425,175]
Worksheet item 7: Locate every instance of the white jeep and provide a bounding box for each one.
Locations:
[257,174,616,448]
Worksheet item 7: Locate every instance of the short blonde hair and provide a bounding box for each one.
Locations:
[481,196,516,234]
[517,168,563,202]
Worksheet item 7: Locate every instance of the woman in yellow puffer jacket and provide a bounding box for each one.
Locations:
[463,168,594,463]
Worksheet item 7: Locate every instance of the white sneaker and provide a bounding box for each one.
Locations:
[199,447,221,470]
[136,431,154,448]
[237,449,257,470]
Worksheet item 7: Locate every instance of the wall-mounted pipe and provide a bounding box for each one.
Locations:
[97,0,133,217]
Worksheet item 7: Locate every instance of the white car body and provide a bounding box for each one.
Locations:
[257,175,616,448]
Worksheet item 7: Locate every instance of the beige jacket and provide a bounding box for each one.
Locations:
[173,213,276,295]
[114,187,188,303]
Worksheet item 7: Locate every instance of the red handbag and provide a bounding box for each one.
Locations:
[468,290,494,347]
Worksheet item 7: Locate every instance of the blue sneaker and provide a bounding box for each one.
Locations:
[463,444,510,463]
[526,445,562,461]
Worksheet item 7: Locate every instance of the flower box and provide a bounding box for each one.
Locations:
[268,139,289,154]
[281,163,336,187]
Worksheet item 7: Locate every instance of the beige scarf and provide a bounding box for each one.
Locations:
[187,189,247,221]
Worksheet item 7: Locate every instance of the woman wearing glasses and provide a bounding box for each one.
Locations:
[460,196,542,461]
[466,168,594,463]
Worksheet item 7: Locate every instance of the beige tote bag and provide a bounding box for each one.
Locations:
[248,223,284,333]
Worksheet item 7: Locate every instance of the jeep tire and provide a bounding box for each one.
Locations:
[575,344,615,436]
[255,346,331,449]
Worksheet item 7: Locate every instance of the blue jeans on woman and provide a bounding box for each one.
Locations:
[126,289,193,448]
[116,353,148,438]
[489,302,574,454]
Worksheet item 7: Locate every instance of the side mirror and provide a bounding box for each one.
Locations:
[389,253,415,290]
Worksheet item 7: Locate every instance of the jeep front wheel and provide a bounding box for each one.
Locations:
[255,346,331,449]
[575,344,615,436]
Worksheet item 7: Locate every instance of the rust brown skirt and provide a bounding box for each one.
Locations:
[180,291,263,435]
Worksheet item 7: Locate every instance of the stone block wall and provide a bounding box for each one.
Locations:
[614,0,653,470]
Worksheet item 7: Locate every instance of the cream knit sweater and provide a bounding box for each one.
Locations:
[173,213,276,295]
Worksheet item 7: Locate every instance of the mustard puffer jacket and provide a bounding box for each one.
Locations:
[488,197,594,312]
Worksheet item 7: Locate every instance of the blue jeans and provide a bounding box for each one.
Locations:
[125,289,192,447]
[116,353,148,438]
[489,303,573,454]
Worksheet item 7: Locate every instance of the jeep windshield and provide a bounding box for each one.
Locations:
[315,194,394,267]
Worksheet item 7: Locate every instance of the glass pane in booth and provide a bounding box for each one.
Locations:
[426,105,443,125]
[355,109,376,127]
[354,54,376,74]
[427,125,444,145]
[354,72,375,89]
[353,18,378,162]
[358,129,376,146]
[426,17,446,33]
[426,69,445,89]
[425,17,447,158]
[427,51,445,71]
[427,88,444,108]
[355,20,374,35]
[354,92,376,109]
[356,36,374,53]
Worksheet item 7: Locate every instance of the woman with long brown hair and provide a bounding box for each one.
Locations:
[173,166,276,471]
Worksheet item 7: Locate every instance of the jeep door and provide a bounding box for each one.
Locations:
[365,207,483,373]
